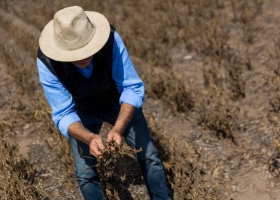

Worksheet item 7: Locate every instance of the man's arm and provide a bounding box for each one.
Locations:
[68,103,135,156]
[107,103,135,144]
[108,31,145,145]
[37,58,106,157]
[112,31,145,109]
[37,58,81,138]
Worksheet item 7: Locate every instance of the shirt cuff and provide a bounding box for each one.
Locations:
[58,113,81,138]
[119,90,144,109]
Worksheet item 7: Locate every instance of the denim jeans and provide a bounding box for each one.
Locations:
[69,104,171,200]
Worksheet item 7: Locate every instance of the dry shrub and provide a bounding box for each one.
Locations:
[194,86,239,143]
[0,28,38,95]
[269,75,280,115]
[150,129,227,199]
[43,116,78,190]
[196,21,246,101]
[31,108,80,198]
[226,62,246,101]
[230,0,263,43]
[94,142,143,200]
[144,68,194,113]
[269,130,280,183]
[0,123,45,200]
[268,122,280,191]
[199,53,243,141]
[267,33,280,160]
[202,59,246,101]
[202,60,225,89]
[195,21,231,62]
[269,34,280,116]
[0,10,40,55]
[268,35,280,181]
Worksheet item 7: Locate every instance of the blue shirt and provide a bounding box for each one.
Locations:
[37,31,145,138]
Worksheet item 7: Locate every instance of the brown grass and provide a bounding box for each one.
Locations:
[0,122,45,200]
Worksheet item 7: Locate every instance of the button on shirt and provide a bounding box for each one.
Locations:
[37,31,145,138]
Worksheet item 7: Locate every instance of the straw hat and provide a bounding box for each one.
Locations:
[39,6,110,62]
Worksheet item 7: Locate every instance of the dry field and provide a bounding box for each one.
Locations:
[1,0,280,199]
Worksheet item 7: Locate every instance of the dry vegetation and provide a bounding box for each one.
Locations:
[1,0,280,199]
[0,123,45,199]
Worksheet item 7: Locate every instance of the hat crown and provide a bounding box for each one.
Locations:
[39,6,110,62]
[53,6,95,51]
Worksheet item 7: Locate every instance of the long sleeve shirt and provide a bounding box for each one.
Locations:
[36,31,145,138]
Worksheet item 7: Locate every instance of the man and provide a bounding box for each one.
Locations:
[36,6,170,200]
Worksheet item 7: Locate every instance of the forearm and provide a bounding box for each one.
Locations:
[68,122,96,145]
[113,103,136,134]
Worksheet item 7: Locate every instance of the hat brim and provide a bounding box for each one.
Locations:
[39,11,110,62]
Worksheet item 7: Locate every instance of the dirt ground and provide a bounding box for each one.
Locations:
[169,0,280,199]
[1,0,280,199]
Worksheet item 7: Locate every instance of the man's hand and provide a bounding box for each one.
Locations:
[107,129,124,146]
[106,103,135,146]
[89,134,105,157]
[68,122,106,158]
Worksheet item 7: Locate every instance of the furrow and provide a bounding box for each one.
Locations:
[0,25,41,96]
[0,9,41,55]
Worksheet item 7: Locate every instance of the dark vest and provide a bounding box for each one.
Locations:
[37,26,120,114]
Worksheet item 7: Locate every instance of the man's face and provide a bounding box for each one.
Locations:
[71,55,93,68]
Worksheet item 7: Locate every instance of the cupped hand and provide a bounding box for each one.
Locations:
[107,129,124,146]
[88,135,105,158]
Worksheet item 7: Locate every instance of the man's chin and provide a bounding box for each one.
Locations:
[76,64,89,68]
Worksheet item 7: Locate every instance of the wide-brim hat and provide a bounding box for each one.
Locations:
[39,6,110,62]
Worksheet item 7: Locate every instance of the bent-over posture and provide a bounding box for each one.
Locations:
[37,6,170,200]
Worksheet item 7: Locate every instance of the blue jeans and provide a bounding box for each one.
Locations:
[69,104,170,200]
